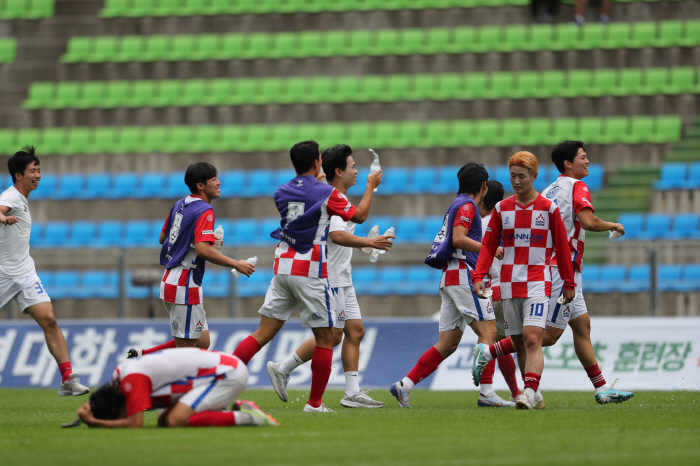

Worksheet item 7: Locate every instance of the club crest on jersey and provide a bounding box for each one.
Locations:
[287,202,305,222]
[486,302,494,313]
[562,307,571,318]
[535,214,545,227]
[337,310,346,322]
[545,186,562,199]
[311,311,322,320]
[195,321,203,332]
[171,320,179,331]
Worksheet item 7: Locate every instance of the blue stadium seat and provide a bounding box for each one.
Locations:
[55,174,85,200]
[533,166,549,192]
[654,163,688,190]
[162,172,186,198]
[148,219,164,242]
[595,265,627,293]
[29,223,45,247]
[202,271,229,298]
[680,264,700,292]
[406,266,438,295]
[381,167,410,195]
[219,170,245,198]
[580,264,601,289]
[396,217,419,244]
[79,172,112,199]
[95,220,123,247]
[643,213,672,240]
[658,264,682,292]
[134,172,166,199]
[374,266,404,295]
[367,216,394,235]
[685,163,700,189]
[420,216,445,242]
[123,220,152,247]
[352,266,378,295]
[495,166,511,190]
[620,264,650,293]
[37,270,55,294]
[354,168,369,193]
[670,213,699,239]
[259,218,281,245]
[66,221,98,248]
[275,169,296,187]
[108,173,138,199]
[411,167,437,194]
[585,164,604,191]
[31,174,57,200]
[237,269,273,298]
[41,222,69,247]
[126,271,151,299]
[53,271,79,300]
[80,270,118,299]
[232,219,258,246]
[617,213,644,240]
[242,170,275,197]
[436,165,460,195]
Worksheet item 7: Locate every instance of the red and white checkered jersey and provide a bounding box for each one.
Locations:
[440,202,476,289]
[159,196,215,305]
[274,189,356,279]
[542,176,594,272]
[112,348,242,417]
[473,194,576,299]
[481,213,502,302]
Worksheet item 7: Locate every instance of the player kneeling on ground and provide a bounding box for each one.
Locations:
[76,348,278,428]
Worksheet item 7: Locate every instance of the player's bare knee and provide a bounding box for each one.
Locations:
[346,326,364,344]
[38,312,58,332]
[333,332,344,347]
[164,411,189,427]
[523,333,542,351]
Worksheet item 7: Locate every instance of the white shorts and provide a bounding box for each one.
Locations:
[0,273,51,313]
[258,274,335,328]
[177,362,249,412]
[503,296,550,336]
[547,267,587,330]
[163,301,208,339]
[438,285,495,333]
[332,285,361,329]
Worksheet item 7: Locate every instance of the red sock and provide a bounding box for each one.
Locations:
[307,346,333,408]
[523,372,541,392]
[188,411,236,427]
[406,346,444,385]
[489,337,515,358]
[497,355,521,398]
[232,336,262,365]
[58,362,72,384]
[480,360,496,385]
[584,364,606,389]
[142,339,177,356]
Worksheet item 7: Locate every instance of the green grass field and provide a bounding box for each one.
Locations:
[1,388,699,466]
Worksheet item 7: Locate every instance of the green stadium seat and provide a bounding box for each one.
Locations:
[450,27,476,53]
[78,82,105,109]
[603,23,631,49]
[511,71,540,99]
[667,67,696,94]
[89,127,117,154]
[259,78,284,105]
[100,0,130,18]
[552,24,580,51]
[183,79,208,106]
[169,36,196,61]
[115,36,143,62]
[192,34,220,61]
[143,35,170,61]
[26,0,54,19]
[154,80,182,107]
[124,0,155,18]
[397,29,425,55]
[396,121,426,149]
[656,21,684,47]
[0,130,16,155]
[270,124,299,152]
[423,120,449,149]
[386,74,411,101]
[474,26,501,53]
[308,76,334,104]
[641,68,669,95]
[269,32,298,59]
[409,74,438,101]
[336,76,360,103]
[128,80,156,107]
[488,72,515,99]
[191,125,220,153]
[53,82,81,109]
[296,31,322,58]
[651,116,681,143]
[473,119,499,147]
[349,122,372,148]
[41,128,66,155]
[89,36,118,63]
[165,126,194,153]
[449,120,474,148]
[579,117,604,144]
[464,73,487,99]
[630,22,657,48]
[24,83,55,110]
[426,28,450,54]
[62,37,93,63]
[553,118,578,143]
[348,30,373,56]
[218,126,243,151]
[536,71,565,98]
[370,30,400,56]
[217,34,244,60]
[204,78,232,106]
[103,81,130,108]
[434,74,462,100]
[16,129,40,150]
[182,0,208,16]
[361,76,388,103]
[501,25,528,52]
[578,23,606,50]
[373,121,399,148]
[564,70,593,97]
[525,25,554,51]
[2,0,28,20]
[321,122,347,148]
[117,127,145,153]
[153,0,181,16]
[501,119,527,146]
[0,38,16,63]
[680,20,700,47]
[319,31,347,57]
[65,128,92,155]
[628,116,655,144]
[590,69,617,97]
[601,117,629,144]
[615,68,643,96]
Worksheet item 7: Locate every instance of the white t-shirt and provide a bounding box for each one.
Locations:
[0,186,36,278]
[327,215,355,287]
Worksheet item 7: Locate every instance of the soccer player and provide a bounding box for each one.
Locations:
[127,163,255,357]
[0,146,89,396]
[471,151,576,410]
[389,162,502,408]
[232,141,382,412]
[477,180,522,405]
[266,144,393,409]
[75,348,278,428]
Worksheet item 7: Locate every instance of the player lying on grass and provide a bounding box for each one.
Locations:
[232,141,385,412]
[127,163,255,357]
[0,146,89,397]
[267,144,393,409]
[472,141,633,405]
[76,348,278,428]
[471,151,576,410]
[390,163,505,408]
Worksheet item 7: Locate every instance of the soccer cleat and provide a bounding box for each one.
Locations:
[303,403,335,412]
[533,397,546,409]
[471,343,490,386]
[389,382,412,408]
[340,389,385,408]
[58,373,90,396]
[266,361,290,402]
[237,400,280,426]
[515,393,534,410]
[595,379,634,405]
[478,393,516,408]
[126,348,142,359]
[510,392,522,403]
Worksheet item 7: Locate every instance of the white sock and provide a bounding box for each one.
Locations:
[595,384,609,394]
[278,352,304,375]
[400,377,414,391]
[524,387,536,400]
[345,371,360,395]
[534,387,543,401]
[480,383,495,397]
[484,347,493,361]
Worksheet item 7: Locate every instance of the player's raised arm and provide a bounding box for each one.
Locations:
[550,205,576,303]
[349,170,382,224]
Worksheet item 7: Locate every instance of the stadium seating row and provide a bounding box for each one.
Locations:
[0,38,16,63]
[60,21,700,63]
[0,116,682,155]
[0,164,604,200]
[654,162,700,189]
[0,0,53,19]
[617,213,700,240]
[35,263,700,300]
[23,67,700,110]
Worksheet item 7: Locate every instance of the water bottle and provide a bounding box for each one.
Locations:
[319,168,328,184]
[214,225,224,250]
[232,256,258,277]
[369,149,381,192]
[362,225,379,254]
[370,226,394,263]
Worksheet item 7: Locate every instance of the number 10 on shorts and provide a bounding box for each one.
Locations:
[529,302,545,317]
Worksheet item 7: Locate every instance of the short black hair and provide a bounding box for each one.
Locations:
[483,180,505,211]
[89,383,126,420]
[457,162,489,196]
[322,144,353,182]
[551,140,585,174]
[290,140,320,175]
[184,162,218,194]
[8,146,40,183]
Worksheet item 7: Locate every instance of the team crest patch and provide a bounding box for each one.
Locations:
[504,216,511,225]
[486,302,494,313]
[504,320,508,329]
[311,311,322,320]
[535,214,545,227]
[195,320,203,332]
[562,308,571,318]
[171,320,179,331]
[207,214,213,222]
[337,310,346,322]
[287,202,305,222]
[545,186,562,199]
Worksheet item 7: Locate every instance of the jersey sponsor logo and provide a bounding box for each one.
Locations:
[460,216,471,223]
[486,301,493,313]
[201,230,214,235]
[195,320,203,333]
[562,308,571,319]
[545,185,562,199]
[504,232,545,244]
[287,202,305,222]
[169,212,183,245]
[523,376,539,383]
[535,214,545,227]
[504,320,508,329]
[337,310,346,322]
[296,179,304,186]
[311,311,322,320]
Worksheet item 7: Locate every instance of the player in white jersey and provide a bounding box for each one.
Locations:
[541,141,633,404]
[76,348,278,428]
[266,145,393,409]
[0,147,89,396]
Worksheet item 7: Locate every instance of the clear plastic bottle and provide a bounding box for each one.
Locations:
[370,226,394,263]
[232,256,258,277]
[369,149,381,192]
[362,225,379,254]
[214,225,224,250]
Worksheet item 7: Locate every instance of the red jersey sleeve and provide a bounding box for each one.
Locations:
[452,203,474,229]
[161,214,170,233]
[326,189,357,222]
[193,209,215,244]
[549,206,576,290]
[120,373,153,417]
[572,181,594,215]
[473,210,503,283]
